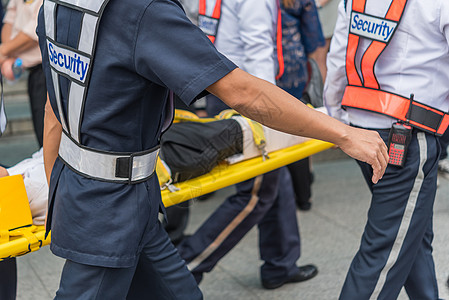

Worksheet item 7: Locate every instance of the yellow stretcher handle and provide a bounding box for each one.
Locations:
[0,226,51,260]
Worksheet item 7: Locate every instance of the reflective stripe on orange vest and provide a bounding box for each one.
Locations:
[198,0,284,79]
[275,0,284,79]
[341,0,449,136]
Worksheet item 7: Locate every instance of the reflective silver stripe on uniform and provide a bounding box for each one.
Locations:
[370,132,427,299]
[51,69,68,132]
[205,0,216,15]
[45,1,68,132]
[132,154,161,182]
[66,13,99,141]
[44,0,106,141]
[59,133,159,182]
[43,0,55,40]
[79,14,97,54]
[58,0,104,13]
[0,94,6,135]
[68,82,84,141]
[187,175,263,271]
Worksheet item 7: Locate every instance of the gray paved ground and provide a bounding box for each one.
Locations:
[2,81,449,299]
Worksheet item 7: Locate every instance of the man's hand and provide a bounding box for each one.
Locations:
[336,127,389,184]
[0,166,9,178]
[0,45,8,67]
[1,57,17,81]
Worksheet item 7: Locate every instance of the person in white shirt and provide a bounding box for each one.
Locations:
[324,0,449,298]
[176,0,318,289]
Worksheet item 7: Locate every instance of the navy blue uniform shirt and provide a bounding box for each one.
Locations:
[37,0,236,268]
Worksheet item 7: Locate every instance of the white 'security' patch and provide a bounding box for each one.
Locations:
[47,41,90,83]
[350,12,397,42]
[198,15,219,36]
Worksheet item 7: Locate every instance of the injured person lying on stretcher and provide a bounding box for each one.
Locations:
[156,108,327,189]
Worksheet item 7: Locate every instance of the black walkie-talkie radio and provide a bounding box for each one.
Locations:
[387,122,412,167]
[387,94,414,167]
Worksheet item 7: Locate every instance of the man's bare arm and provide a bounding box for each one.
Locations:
[43,97,62,185]
[207,68,388,183]
[0,32,38,58]
[1,23,12,44]
[0,166,8,178]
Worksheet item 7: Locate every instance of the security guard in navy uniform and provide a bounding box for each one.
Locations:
[38,0,388,298]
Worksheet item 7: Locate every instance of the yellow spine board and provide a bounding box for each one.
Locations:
[0,175,33,232]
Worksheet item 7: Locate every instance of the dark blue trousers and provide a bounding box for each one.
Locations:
[0,258,17,300]
[55,221,202,300]
[177,167,301,282]
[340,130,440,300]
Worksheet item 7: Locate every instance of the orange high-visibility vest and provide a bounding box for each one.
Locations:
[341,0,449,136]
[198,0,284,80]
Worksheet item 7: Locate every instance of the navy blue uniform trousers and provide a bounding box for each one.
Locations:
[340,130,440,300]
[177,167,301,282]
[55,221,202,300]
[0,258,17,300]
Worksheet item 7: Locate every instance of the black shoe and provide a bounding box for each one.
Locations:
[261,264,318,290]
[297,201,312,211]
[192,271,203,284]
[171,234,191,247]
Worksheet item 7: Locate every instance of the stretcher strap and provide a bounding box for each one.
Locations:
[15,229,42,253]
[243,117,269,160]
[157,158,179,192]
